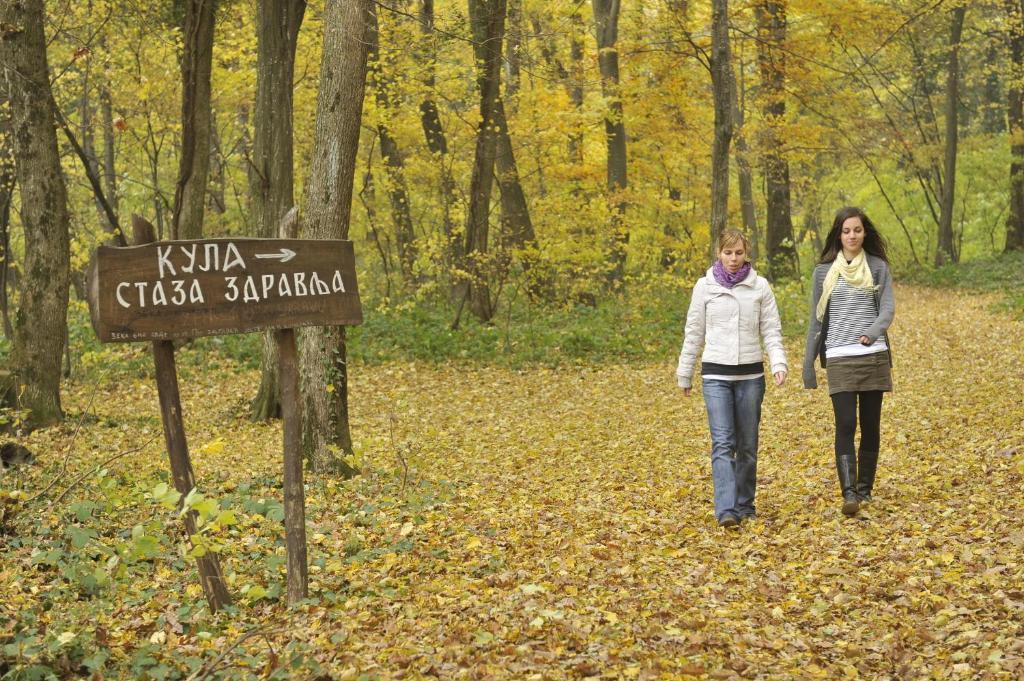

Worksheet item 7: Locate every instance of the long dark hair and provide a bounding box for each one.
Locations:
[818,206,889,264]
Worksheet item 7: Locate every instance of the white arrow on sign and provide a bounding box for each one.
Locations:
[255,248,296,263]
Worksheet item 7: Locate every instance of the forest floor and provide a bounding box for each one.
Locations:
[2,284,1023,679]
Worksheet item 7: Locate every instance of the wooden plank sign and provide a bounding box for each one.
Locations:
[88,238,362,342]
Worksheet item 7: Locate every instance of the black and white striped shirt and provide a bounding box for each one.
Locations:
[825,276,886,355]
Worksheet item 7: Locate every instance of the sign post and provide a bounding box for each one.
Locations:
[88,214,362,608]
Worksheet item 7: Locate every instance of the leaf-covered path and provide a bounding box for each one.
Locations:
[344,284,1024,678]
[6,284,1024,679]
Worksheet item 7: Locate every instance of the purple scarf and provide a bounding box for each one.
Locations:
[712,260,751,288]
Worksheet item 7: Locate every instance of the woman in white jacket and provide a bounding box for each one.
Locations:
[676,230,788,527]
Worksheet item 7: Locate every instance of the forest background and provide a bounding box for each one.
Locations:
[3,0,1024,428]
[2,0,1024,678]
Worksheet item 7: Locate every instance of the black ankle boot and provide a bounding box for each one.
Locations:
[857,450,878,502]
[836,453,860,516]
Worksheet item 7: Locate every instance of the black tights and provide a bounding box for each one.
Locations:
[830,391,883,458]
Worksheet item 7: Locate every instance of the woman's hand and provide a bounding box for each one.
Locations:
[774,371,787,386]
[859,335,871,345]
[683,387,692,397]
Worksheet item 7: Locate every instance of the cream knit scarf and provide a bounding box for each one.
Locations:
[816,251,876,322]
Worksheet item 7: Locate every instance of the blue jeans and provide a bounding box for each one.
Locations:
[702,377,765,520]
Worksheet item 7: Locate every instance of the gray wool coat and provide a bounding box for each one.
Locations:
[802,254,895,389]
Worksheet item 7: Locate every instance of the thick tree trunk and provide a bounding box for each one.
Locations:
[298,0,372,476]
[710,0,733,259]
[494,2,533,252]
[172,0,217,241]
[755,0,797,280]
[461,0,507,322]
[0,0,72,428]
[368,5,417,282]
[593,0,628,285]
[1007,0,1024,252]
[936,7,965,266]
[494,100,535,252]
[250,0,306,423]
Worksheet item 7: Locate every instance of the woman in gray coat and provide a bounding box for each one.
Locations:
[803,207,895,517]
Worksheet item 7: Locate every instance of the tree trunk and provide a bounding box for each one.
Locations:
[593,0,628,285]
[495,1,533,252]
[1007,0,1024,252]
[800,204,824,256]
[0,0,72,428]
[733,45,758,258]
[755,0,797,280]
[172,0,217,241]
[78,44,110,237]
[494,100,535,252]
[936,6,965,266]
[0,103,14,341]
[709,0,733,260]
[147,134,167,238]
[461,0,507,322]
[359,160,396,300]
[99,82,120,236]
[298,0,372,476]
[368,5,417,282]
[208,124,226,215]
[236,104,251,230]
[569,12,585,166]
[983,42,1006,134]
[250,0,306,423]
[506,0,523,94]
[417,0,458,261]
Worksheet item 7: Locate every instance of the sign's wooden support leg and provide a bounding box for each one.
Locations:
[134,215,231,612]
[277,327,308,604]
[153,340,233,611]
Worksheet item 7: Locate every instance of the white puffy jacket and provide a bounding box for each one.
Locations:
[675,267,787,389]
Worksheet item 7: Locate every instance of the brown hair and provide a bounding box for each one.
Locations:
[818,206,889,264]
[718,229,750,254]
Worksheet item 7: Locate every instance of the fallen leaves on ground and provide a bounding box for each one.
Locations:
[2,284,1023,679]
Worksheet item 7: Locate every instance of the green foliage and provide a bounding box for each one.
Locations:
[831,141,1012,271]
[343,274,807,368]
[902,250,1024,317]
[61,268,810,378]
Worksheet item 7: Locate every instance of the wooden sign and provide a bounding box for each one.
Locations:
[87,238,362,342]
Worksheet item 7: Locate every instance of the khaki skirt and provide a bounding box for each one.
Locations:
[825,351,892,395]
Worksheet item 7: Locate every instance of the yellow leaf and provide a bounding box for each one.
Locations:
[200,438,225,455]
